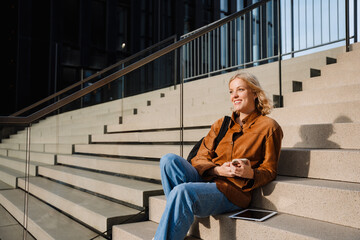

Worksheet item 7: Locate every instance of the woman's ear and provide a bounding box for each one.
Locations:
[253,92,258,100]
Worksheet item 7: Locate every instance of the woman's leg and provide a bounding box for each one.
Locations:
[159,153,203,198]
[154,182,240,240]
[156,153,240,239]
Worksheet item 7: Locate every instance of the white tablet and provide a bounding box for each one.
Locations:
[229,208,277,222]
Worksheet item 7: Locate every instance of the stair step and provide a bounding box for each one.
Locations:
[302,67,360,91]
[0,180,12,190]
[193,212,360,240]
[0,189,105,240]
[336,48,360,63]
[91,128,208,143]
[281,122,360,149]
[251,176,360,229]
[112,221,158,240]
[17,177,144,233]
[7,149,55,165]
[279,148,360,183]
[3,135,88,146]
[0,142,20,150]
[42,143,73,154]
[0,165,29,187]
[112,213,360,240]
[57,154,161,181]
[0,148,7,156]
[107,115,181,133]
[0,155,50,176]
[349,42,360,51]
[148,177,360,229]
[37,165,163,207]
[270,100,360,125]
[0,205,36,240]
[112,220,202,240]
[74,143,193,159]
[149,195,166,223]
[284,83,360,107]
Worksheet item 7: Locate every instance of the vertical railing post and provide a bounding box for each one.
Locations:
[174,36,178,89]
[179,46,184,158]
[121,63,125,122]
[291,0,294,58]
[80,68,84,108]
[22,124,31,240]
[277,0,283,107]
[354,0,358,43]
[346,0,350,52]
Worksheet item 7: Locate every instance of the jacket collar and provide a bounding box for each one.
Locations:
[231,110,261,129]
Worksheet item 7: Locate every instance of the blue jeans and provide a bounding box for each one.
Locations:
[154,153,240,240]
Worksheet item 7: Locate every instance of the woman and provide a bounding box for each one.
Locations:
[154,72,283,240]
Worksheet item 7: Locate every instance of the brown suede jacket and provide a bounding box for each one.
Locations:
[191,111,283,208]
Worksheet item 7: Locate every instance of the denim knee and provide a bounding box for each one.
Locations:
[160,153,179,170]
[169,183,197,207]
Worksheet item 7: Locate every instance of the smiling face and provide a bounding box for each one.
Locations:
[229,78,257,116]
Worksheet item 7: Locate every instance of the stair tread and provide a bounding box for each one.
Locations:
[0,180,12,190]
[275,175,360,191]
[57,154,161,180]
[17,177,142,232]
[0,154,51,165]
[74,143,193,159]
[149,174,360,201]
[19,177,140,217]
[148,176,360,229]
[252,176,360,229]
[0,189,105,240]
[58,153,160,167]
[0,205,36,240]
[279,148,360,183]
[281,122,360,149]
[270,100,360,125]
[39,165,162,191]
[113,213,360,240]
[38,165,163,207]
[92,128,208,143]
[113,221,158,240]
[284,83,360,107]
[0,164,29,177]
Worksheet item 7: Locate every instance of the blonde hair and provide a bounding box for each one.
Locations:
[229,72,273,115]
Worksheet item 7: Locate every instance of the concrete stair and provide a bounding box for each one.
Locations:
[57,154,162,181]
[0,204,36,240]
[278,148,360,183]
[0,165,27,187]
[0,189,106,240]
[281,122,360,149]
[0,43,359,239]
[37,165,163,207]
[251,176,360,229]
[74,143,193,159]
[91,128,209,143]
[111,43,360,239]
[17,177,144,233]
[114,194,360,240]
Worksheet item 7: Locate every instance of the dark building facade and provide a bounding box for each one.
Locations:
[2,0,256,116]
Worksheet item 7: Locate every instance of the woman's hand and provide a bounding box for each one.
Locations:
[230,159,254,179]
[209,160,254,179]
[212,162,235,177]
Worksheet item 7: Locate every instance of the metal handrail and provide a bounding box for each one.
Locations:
[10,35,177,117]
[0,0,279,125]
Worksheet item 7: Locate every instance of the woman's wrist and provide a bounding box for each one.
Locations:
[249,168,255,179]
[208,166,218,176]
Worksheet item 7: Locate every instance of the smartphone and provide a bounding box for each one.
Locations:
[232,158,248,165]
